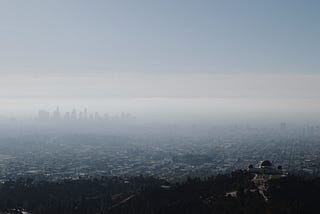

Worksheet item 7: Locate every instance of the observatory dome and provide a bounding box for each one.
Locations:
[260,160,273,168]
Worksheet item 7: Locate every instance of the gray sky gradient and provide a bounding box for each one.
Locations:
[0,1,319,121]
[1,73,320,99]
[0,0,319,74]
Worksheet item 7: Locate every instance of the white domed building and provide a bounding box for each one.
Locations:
[248,160,283,175]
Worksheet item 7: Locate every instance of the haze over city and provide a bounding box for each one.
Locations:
[0,0,319,123]
[0,1,320,213]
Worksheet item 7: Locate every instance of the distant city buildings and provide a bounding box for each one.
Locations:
[52,107,61,120]
[37,107,134,121]
[1,124,320,181]
[280,122,287,131]
[38,110,50,120]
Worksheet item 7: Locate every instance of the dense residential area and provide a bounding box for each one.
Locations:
[0,121,319,181]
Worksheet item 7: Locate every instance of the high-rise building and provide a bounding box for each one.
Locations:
[84,108,88,120]
[64,112,70,120]
[103,113,109,120]
[94,112,101,120]
[79,112,83,120]
[38,110,50,120]
[280,122,286,131]
[52,107,61,120]
[71,109,77,120]
[89,114,94,120]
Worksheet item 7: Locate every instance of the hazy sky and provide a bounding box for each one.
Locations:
[0,0,319,121]
[0,0,319,73]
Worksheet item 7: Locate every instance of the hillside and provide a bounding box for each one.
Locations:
[0,171,319,214]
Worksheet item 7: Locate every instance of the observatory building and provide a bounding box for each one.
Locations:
[248,160,283,175]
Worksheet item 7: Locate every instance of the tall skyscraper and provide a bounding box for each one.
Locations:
[64,112,70,120]
[94,112,101,121]
[38,110,50,120]
[280,122,287,131]
[71,109,77,120]
[84,108,88,120]
[52,107,61,120]
[79,112,83,120]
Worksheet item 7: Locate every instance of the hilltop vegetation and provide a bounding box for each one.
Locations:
[0,171,319,214]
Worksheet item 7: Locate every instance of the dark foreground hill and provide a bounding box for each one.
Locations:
[0,171,319,214]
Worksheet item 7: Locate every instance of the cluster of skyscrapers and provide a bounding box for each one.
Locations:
[38,107,133,121]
